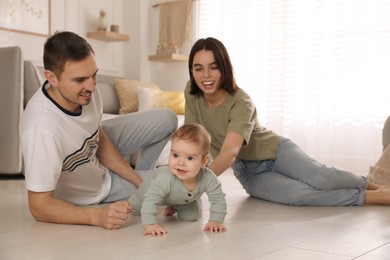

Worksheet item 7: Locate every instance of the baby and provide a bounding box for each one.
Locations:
[129,123,227,236]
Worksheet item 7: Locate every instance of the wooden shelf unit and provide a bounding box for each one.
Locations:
[86,31,129,42]
[148,53,188,62]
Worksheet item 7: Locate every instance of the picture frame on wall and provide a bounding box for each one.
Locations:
[0,0,51,37]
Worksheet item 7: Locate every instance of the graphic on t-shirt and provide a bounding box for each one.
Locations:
[62,129,99,172]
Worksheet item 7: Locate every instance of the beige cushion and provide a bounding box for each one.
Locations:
[114,78,160,114]
[137,87,185,115]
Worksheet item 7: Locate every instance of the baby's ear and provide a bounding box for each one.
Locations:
[202,154,210,167]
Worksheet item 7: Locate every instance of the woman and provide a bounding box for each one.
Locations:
[368,144,390,185]
[184,37,390,206]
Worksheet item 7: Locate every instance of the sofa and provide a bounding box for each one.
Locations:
[0,46,30,175]
[0,46,183,175]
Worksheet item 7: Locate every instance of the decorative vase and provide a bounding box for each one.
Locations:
[98,9,107,31]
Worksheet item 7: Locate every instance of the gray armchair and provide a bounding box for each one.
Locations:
[0,46,23,174]
[0,46,41,175]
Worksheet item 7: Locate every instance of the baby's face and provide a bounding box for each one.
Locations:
[168,139,206,182]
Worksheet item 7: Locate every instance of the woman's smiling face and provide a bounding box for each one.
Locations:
[191,49,222,95]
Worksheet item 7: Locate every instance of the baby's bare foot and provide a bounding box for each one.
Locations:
[164,206,177,216]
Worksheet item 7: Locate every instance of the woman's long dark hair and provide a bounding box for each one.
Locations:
[188,37,237,96]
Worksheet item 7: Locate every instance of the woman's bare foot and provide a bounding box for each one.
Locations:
[367,182,380,190]
[377,184,390,192]
[365,185,390,205]
[164,206,177,216]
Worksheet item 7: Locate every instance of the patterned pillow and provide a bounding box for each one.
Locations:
[114,78,160,114]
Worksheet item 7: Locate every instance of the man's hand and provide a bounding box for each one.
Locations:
[28,191,131,229]
[143,224,167,236]
[97,201,132,230]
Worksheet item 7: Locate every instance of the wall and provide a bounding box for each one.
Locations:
[0,0,192,92]
[0,1,66,63]
[125,0,193,92]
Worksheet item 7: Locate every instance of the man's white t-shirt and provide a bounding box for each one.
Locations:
[20,81,111,205]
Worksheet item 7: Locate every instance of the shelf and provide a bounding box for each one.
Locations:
[86,31,129,42]
[148,53,188,62]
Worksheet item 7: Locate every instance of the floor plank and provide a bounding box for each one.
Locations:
[1,171,390,260]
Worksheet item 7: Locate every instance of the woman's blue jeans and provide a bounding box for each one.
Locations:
[232,137,367,206]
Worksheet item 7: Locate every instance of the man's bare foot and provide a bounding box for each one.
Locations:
[164,206,176,216]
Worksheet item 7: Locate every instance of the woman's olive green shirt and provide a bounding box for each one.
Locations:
[184,85,280,161]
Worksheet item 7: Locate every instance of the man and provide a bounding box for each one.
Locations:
[20,31,177,229]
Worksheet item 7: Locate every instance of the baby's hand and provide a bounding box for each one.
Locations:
[203,221,227,232]
[143,224,167,236]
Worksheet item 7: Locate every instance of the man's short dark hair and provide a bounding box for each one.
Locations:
[43,31,94,78]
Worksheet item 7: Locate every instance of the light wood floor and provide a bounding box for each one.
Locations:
[1,170,390,260]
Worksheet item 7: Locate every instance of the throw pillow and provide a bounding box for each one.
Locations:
[114,78,160,114]
[137,87,185,115]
